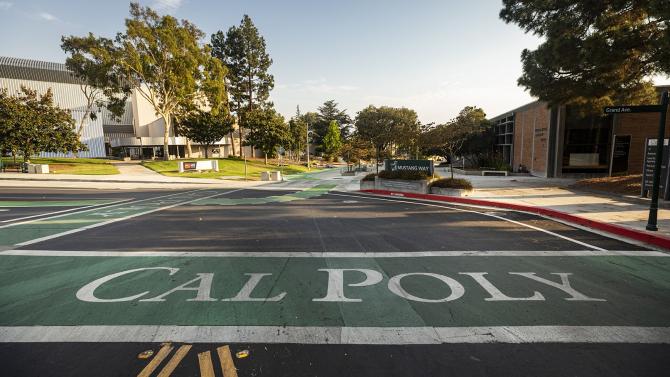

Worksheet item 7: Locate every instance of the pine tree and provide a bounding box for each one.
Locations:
[322,120,343,161]
[500,0,669,112]
[211,15,274,157]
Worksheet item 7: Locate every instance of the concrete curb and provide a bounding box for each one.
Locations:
[360,189,670,251]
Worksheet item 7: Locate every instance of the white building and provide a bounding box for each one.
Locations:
[0,56,237,159]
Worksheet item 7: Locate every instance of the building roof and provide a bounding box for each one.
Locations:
[0,56,81,84]
[489,100,546,122]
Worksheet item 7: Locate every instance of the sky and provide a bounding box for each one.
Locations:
[1,0,668,124]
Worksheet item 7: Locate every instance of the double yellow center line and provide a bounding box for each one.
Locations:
[137,343,238,377]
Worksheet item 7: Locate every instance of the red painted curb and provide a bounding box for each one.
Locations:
[360,189,670,250]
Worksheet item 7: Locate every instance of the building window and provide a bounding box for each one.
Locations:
[493,115,514,165]
[561,107,613,174]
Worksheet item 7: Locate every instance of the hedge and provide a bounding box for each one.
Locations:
[429,178,473,190]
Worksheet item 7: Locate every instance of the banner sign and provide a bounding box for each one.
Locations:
[384,159,434,175]
[641,138,670,199]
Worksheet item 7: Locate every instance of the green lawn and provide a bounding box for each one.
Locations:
[143,158,318,180]
[0,157,119,175]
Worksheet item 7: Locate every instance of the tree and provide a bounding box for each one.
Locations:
[322,120,343,160]
[287,106,307,161]
[89,3,227,160]
[180,110,234,158]
[420,106,487,178]
[245,108,288,165]
[315,100,352,142]
[355,105,419,173]
[341,135,375,164]
[500,0,669,113]
[211,15,274,157]
[60,33,130,156]
[0,87,84,162]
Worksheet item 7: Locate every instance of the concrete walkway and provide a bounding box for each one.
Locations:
[111,161,162,176]
[432,168,670,238]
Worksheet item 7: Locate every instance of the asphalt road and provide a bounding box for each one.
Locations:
[0,181,668,376]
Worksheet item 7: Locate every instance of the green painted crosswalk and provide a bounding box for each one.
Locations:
[1,253,668,328]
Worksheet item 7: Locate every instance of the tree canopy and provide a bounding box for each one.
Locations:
[500,0,670,112]
[81,3,227,160]
[211,15,274,157]
[180,110,234,158]
[287,107,308,161]
[354,105,419,171]
[0,87,84,162]
[60,33,130,147]
[245,107,288,164]
[420,106,488,178]
[309,100,352,148]
[322,120,343,160]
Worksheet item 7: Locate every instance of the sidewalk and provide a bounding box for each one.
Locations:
[435,168,670,238]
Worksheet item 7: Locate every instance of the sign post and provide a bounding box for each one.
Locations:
[646,91,669,231]
[605,91,669,231]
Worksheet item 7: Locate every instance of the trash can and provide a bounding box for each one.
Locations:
[270,171,282,181]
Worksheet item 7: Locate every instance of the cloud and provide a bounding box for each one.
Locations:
[0,2,12,10]
[39,12,58,21]
[152,0,183,12]
[276,78,359,95]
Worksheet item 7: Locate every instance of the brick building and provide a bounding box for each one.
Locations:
[490,87,670,178]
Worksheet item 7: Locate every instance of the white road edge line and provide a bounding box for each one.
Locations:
[1,249,667,257]
[0,189,205,230]
[329,192,607,251]
[0,199,134,224]
[1,326,669,344]
[348,191,664,252]
[14,189,244,247]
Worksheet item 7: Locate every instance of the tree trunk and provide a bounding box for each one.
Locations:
[186,139,193,158]
[239,126,245,159]
[162,114,171,161]
[376,147,380,174]
[229,131,236,157]
[205,144,209,159]
[264,152,268,165]
[248,71,255,159]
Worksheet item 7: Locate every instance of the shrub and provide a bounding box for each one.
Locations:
[361,173,377,181]
[430,178,473,190]
[378,170,432,180]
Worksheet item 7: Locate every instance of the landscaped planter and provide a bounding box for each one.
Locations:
[430,186,473,197]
